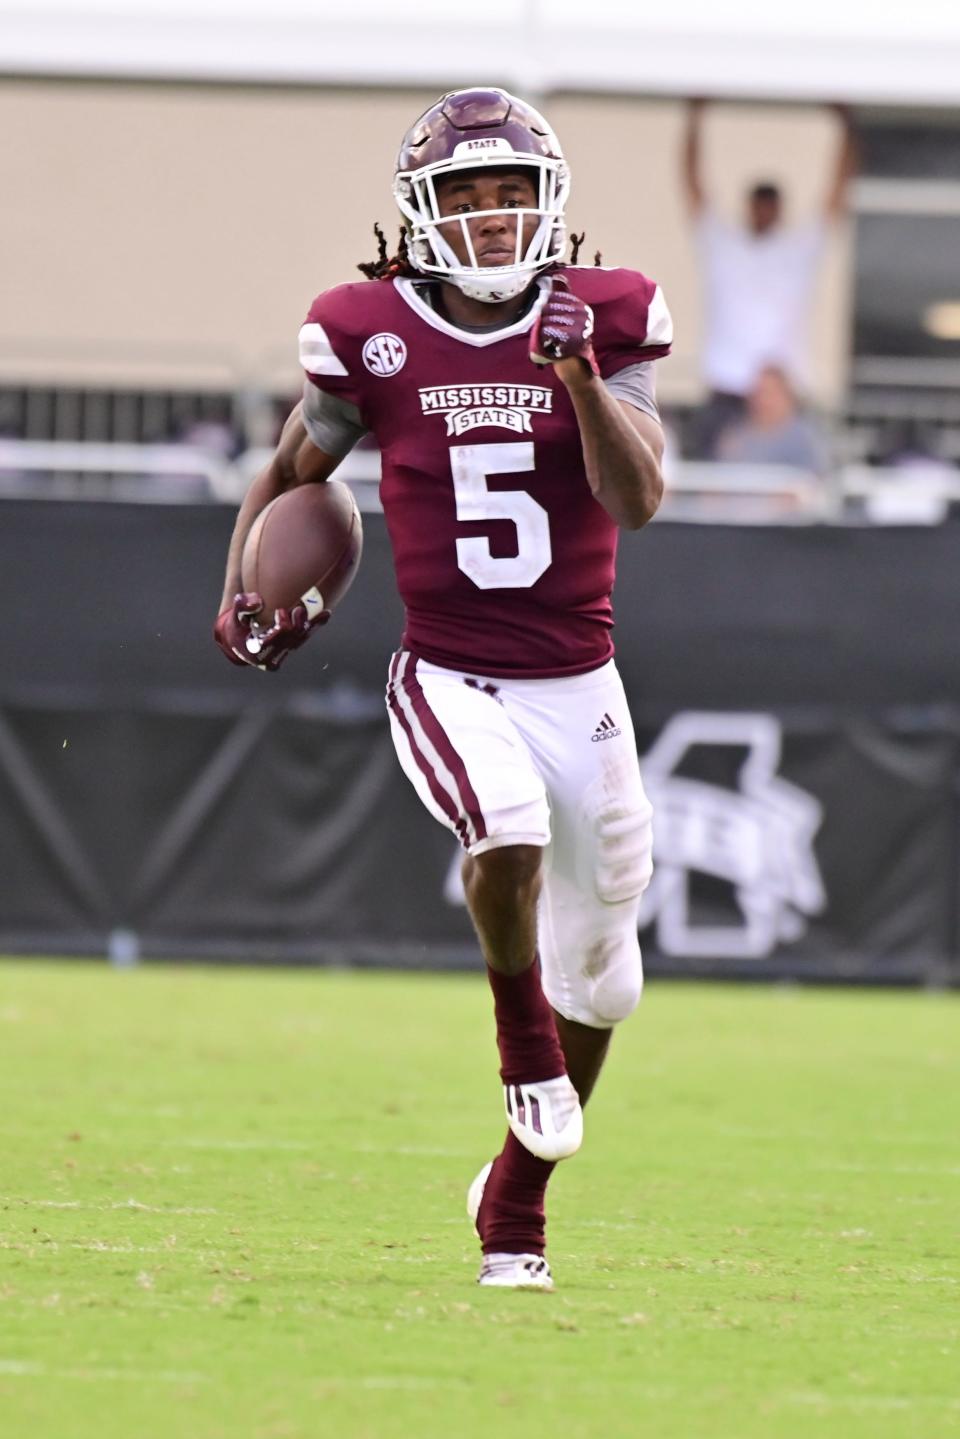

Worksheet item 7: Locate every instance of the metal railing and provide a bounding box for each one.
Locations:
[0,439,228,503]
[1,438,959,526]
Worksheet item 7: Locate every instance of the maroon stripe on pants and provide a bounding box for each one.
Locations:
[399,656,488,844]
[387,654,470,849]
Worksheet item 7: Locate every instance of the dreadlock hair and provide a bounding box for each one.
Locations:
[359,222,603,281]
[357,223,419,281]
[568,232,603,267]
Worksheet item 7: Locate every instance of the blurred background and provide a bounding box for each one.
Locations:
[2,0,958,983]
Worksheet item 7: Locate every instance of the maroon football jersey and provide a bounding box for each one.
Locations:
[299,267,671,678]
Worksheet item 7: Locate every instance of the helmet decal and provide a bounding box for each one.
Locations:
[393,87,570,304]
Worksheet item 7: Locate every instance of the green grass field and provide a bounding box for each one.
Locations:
[1,961,957,1439]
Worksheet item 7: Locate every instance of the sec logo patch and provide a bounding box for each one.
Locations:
[362,332,407,377]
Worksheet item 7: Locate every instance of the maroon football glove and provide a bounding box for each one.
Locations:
[530,283,600,376]
[214,592,265,668]
[213,592,328,673]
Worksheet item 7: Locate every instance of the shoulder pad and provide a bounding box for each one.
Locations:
[560,265,672,367]
[299,282,396,384]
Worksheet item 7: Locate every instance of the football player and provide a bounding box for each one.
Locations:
[215,87,672,1290]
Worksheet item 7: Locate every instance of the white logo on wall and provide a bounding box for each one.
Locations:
[443,710,826,960]
[363,333,407,376]
[638,712,826,959]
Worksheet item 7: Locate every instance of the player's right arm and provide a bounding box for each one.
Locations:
[217,401,340,613]
[214,403,341,669]
[215,287,368,668]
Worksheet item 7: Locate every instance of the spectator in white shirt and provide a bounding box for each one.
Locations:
[682,99,856,457]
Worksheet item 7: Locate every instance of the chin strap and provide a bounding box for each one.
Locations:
[455,274,537,304]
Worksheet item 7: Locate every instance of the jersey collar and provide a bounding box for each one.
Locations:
[394,276,551,347]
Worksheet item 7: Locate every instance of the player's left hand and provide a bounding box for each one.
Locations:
[214,592,328,672]
[245,603,329,671]
[530,281,599,378]
[246,607,332,673]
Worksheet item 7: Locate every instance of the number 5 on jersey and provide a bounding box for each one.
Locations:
[450,442,552,590]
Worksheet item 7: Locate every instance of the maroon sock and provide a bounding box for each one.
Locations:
[486,960,567,1083]
[477,1132,556,1256]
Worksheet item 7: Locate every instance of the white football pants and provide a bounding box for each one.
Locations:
[386,651,653,1028]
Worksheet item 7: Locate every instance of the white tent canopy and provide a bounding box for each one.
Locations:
[3,0,960,106]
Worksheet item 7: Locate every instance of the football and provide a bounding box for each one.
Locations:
[240,480,363,624]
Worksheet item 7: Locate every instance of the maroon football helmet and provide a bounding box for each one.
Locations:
[393,87,570,303]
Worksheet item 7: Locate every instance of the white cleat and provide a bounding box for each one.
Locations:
[504,1075,583,1161]
[466,1160,493,1238]
[478,1252,554,1290]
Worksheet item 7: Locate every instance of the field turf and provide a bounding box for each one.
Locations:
[1,961,958,1439]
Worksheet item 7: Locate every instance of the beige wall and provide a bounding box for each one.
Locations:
[0,80,852,404]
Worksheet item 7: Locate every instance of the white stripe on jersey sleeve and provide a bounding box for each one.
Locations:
[298,321,349,377]
[643,285,673,348]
